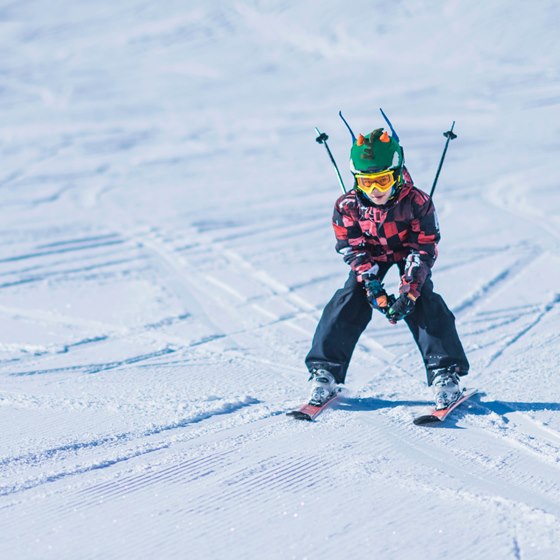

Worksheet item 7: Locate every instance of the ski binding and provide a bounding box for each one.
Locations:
[287,390,341,421]
[413,388,478,426]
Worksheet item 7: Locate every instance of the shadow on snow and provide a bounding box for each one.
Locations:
[332,392,560,429]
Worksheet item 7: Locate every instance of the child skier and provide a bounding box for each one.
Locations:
[305,125,469,410]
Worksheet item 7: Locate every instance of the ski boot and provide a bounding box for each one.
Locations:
[307,369,337,406]
[432,367,462,410]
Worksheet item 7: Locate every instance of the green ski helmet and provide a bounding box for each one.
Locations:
[349,128,404,175]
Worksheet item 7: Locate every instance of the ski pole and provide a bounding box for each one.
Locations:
[429,121,457,198]
[315,127,347,194]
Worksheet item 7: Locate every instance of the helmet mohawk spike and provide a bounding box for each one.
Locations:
[379,108,399,143]
[338,111,356,144]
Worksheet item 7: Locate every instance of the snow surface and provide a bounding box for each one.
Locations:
[1,1,560,558]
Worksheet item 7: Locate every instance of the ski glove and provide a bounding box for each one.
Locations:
[399,251,430,300]
[363,277,395,315]
[386,293,416,324]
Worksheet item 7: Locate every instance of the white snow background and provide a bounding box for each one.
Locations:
[1,1,560,559]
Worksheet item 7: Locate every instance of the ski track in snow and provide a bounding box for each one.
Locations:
[2,210,560,558]
[2,212,560,559]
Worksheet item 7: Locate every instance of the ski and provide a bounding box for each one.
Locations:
[413,388,478,426]
[286,390,341,421]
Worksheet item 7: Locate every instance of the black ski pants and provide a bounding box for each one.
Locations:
[305,262,469,386]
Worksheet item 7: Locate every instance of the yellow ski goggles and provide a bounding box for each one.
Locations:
[354,169,396,193]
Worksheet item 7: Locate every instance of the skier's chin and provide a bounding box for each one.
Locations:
[369,193,390,205]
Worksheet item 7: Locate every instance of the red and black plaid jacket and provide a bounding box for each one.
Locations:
[332,168,440,298]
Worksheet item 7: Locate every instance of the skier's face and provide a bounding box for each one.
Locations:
[354,169,396,205]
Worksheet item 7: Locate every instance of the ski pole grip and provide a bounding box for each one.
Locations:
[429,121,457,198]
[444,121,457,140]
[314,126,347,194]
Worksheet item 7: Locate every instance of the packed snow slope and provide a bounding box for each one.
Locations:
[1,1,560,559]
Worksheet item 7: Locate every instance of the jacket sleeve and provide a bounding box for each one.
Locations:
[332,196,375,281]
[400,193,440,298]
